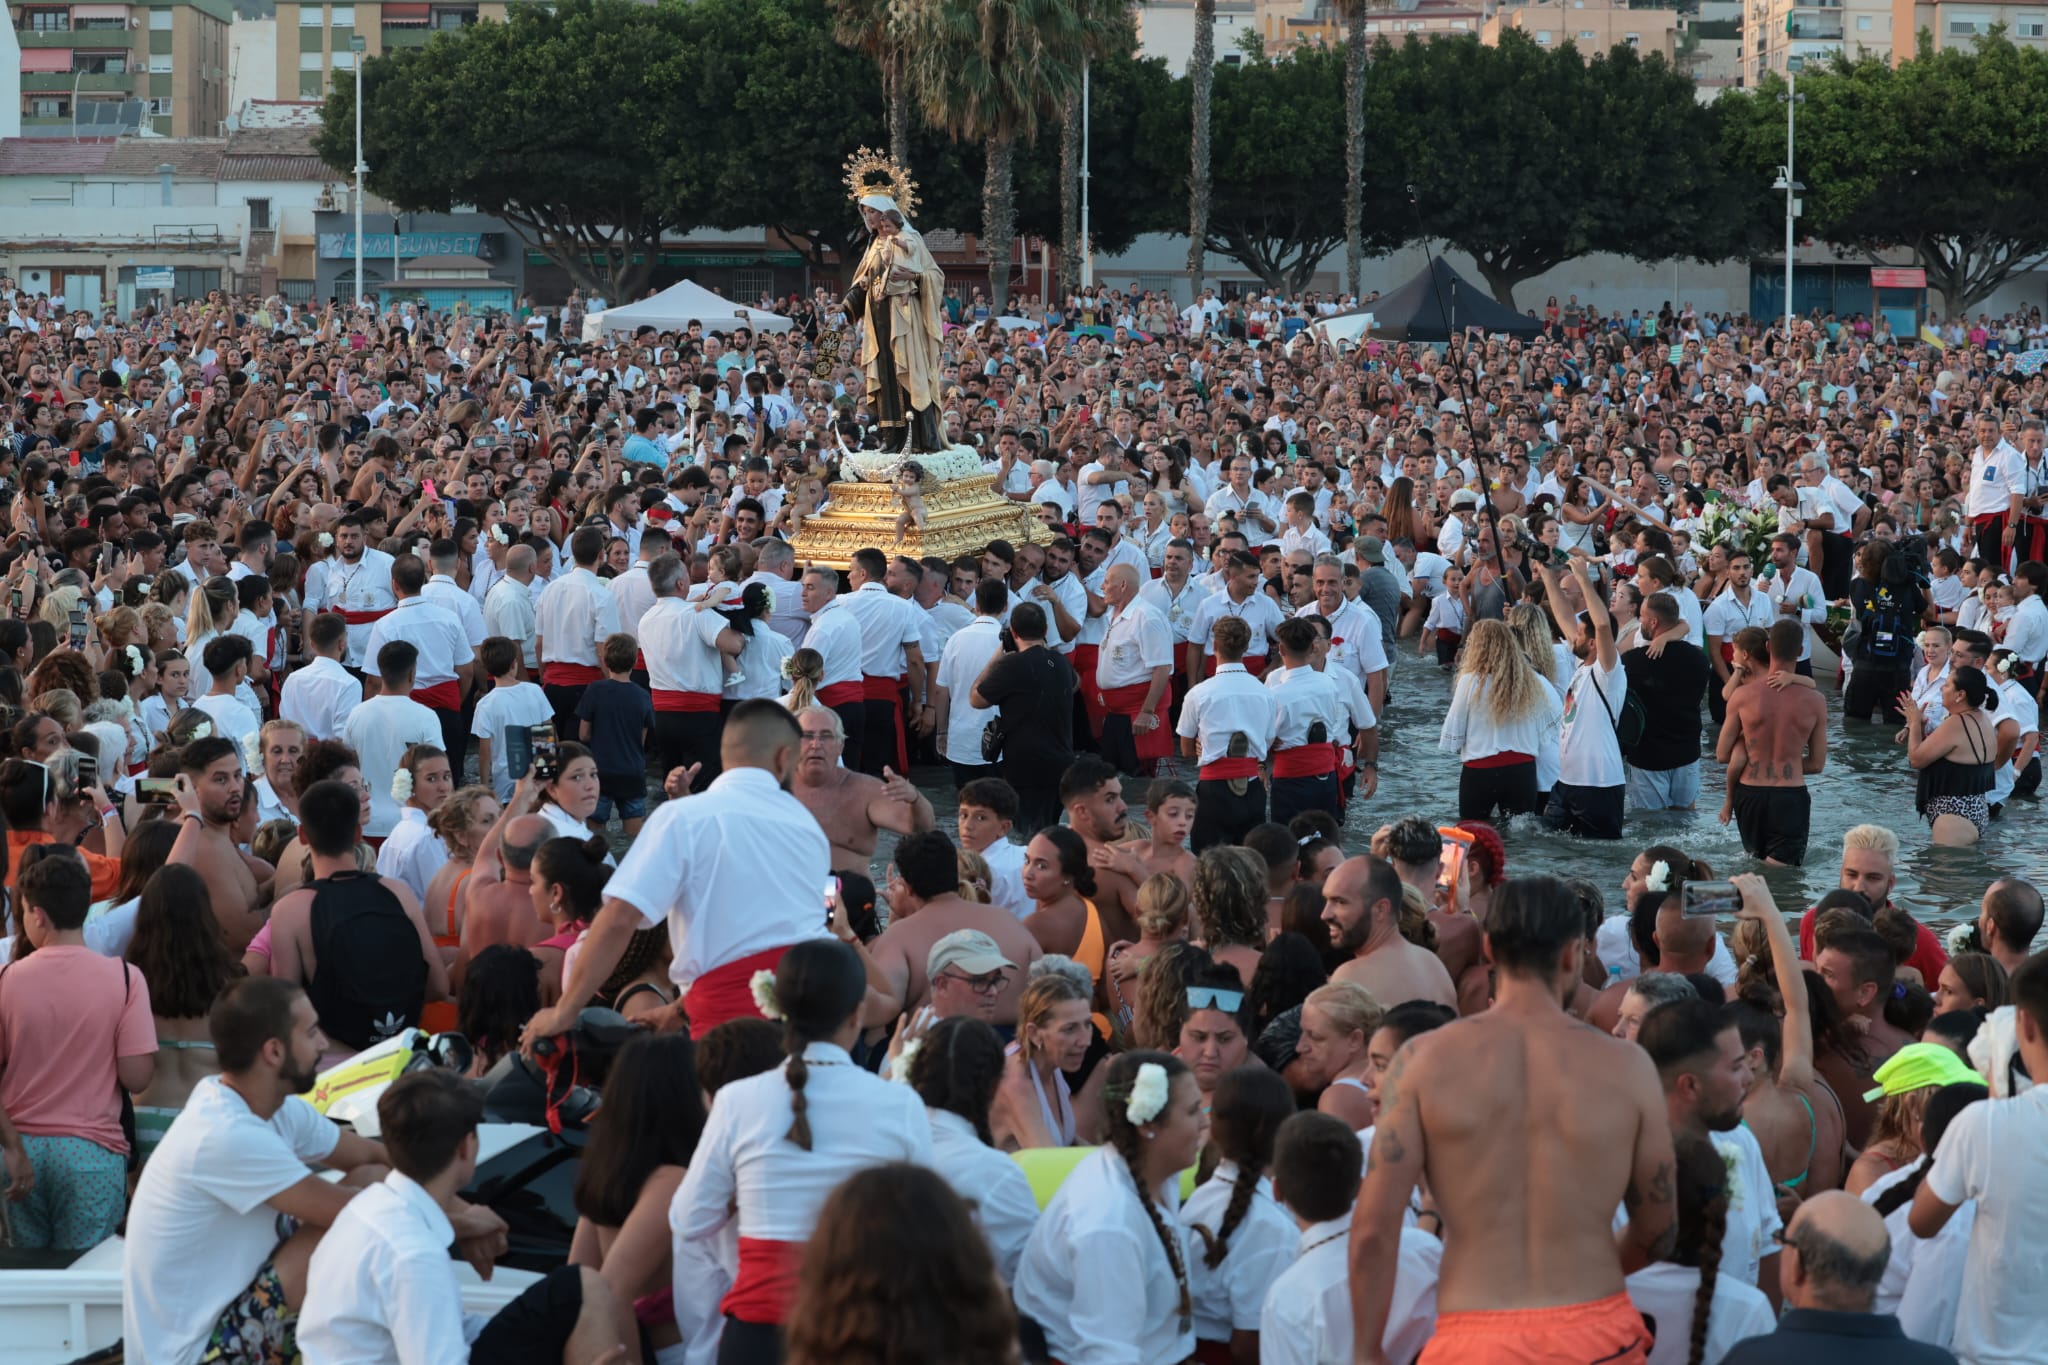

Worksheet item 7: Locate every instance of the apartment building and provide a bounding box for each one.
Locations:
[10,0,230,137]
[272,0,521,100]
[1739,0,1894,82]
[1482,0,1681,61]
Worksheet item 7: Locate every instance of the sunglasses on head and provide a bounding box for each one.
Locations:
[1186,986,1244,1013]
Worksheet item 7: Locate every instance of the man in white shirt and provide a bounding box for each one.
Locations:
[934,579,1007,785]
[1534,554,1629,840]
[742,537,809,644]
[298,1069,634,1365]
[1702,549,1776,724]
[521,701,833,1042]
[1094,564,1173,776]
[2005,561,2048,681]
[533,527,621,737]
[1761,532,1828,672]
[484,544,540,675]
[305,514,396,671]
[1302,556,1390,717]
[800,564,871,772]
[195,635,265,770]
[341,641,444,841]
[283,613,364,743]
[1910,951,2048,1365]
[839,546,930,777]
[1965,409,2025,569]
[1076,442,1131,526]
[366,555,477,770]
[1187,551,1286,683]
[121,977,415,1365]
[1176,616,1281,850]
[1138,538,1210,696]
[641,552,745,790]
[423,540,489,651]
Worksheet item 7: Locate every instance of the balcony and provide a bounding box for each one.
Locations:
[21,72,136,92]
[19,30,106,46]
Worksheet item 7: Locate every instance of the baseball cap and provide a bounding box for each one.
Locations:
[1356,535,1386,565]
[926,929,1017,980]
[1862,1041,1986,1103]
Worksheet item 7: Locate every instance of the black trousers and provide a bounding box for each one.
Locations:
[431,705,469,777]
[716,1317,784,1365]
[830,698,867,775]
[1099,711,1142,776]
[1815,530,1854,599]
[542,681,586,743]
[1269,772,1340,827]
[654,710,723,792]
[952,760,996,790]
[1458,760,1539,822]
[1843,664,1910,725]
[1193,776,1267,851]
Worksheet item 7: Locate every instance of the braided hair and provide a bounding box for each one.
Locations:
[1192,1065,1295,1269]
[773,938,868,1151]
[1669,1132,1728,1365]
[908,1016,1006,1146]
[1101,1050,1194,1331]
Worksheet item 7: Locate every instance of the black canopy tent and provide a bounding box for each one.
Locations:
[1327,257,1545,343]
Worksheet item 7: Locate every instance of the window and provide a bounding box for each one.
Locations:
[148,97,172,115]
[248,198,272,230]
[332,49,354,67]
[1535,29,1552,41]
[72,51,130,75]
[733,269,775,304]
[1856,13,1872,28]
[2020,13,2047,35]
[74,14,126,29]
[431,6,477,28]
[150,8,173,29]
[300,6,325,25]
[23,8,70,31]
[149,53,172,73]
[1945,11,1989,34]
[1579,30,1595,38]
[331,5,355,23]
[1625,31,1640,44]
[175,268,223,300]
[27,98,68,118]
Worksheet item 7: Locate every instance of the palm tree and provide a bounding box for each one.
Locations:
[1342,1,1373,298]
[906,0,1088,312]
[1057,2,1136,302]
[1186,0,1216,291]
[830,0,913,169]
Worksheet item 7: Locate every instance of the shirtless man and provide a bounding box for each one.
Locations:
[1322,854,1458,1011]
[868,829,1042,1027]
[790,704,934,875]
[167,735,271,951]
[1377,815,1486,1015]
[1717,619,1828,866]
[1351,874,1675,1365]
[1814,925,1914,1148]
[450,796,554,995]
[1056,755,1140,946]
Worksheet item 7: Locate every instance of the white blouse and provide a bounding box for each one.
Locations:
[1014,1146,1197,1365]
[1260,1213,1442,1365]
[1438,671,1564,763]
[1177,1158,1296,1340]
[927,1107,1040,1283]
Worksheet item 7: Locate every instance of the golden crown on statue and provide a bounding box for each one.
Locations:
[842,146,920,218]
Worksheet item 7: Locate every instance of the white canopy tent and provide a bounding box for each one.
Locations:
[584,279,795,341]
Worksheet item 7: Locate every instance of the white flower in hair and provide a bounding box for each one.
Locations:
[125,644,144,672]
[490,524,510,546]
[1125,1060,1171,1125]
[189,719,212,740]
[1947,922,1977,956]
[317,532,334,548]
[892,1037,922,1085]
[1644,860,1671,894]
[390,768,413,802]
[779,655,798,681]
[1997,655,2017,676]
[241,732,261,763]
[750,969,782,1021]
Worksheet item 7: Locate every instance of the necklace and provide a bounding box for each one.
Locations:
[1298,1227,1347,1257]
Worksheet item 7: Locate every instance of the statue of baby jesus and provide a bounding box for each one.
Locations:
[892,460,928,544]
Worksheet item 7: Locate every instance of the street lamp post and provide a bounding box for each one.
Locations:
[1777,55,1805,340]
[351,35,368,308]
[1079,59,1092,291]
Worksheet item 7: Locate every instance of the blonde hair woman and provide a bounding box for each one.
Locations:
[780,646,824,714]
[991,966,1107,1151]
[1297,980,1386,1129]
[1106,872,1193,1037]
[182,576,239,700]
[425,784,504,944]
[1438,617,1564,823]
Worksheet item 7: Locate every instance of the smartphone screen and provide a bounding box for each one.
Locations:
[530,722,559,781]
[823,877,841,930]
[1681,880,1741,919]
[76,755,97,788]
[136,776,178,805]
[68,606,87,650]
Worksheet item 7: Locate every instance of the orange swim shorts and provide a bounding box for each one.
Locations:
[1419,1292,1651,1365]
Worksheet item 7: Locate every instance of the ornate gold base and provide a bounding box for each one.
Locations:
[790,474,1051,570]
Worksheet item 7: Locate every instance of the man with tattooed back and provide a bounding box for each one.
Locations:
[1348,874,1675,1365]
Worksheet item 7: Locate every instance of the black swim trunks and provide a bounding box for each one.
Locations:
[1731,781,1811,866]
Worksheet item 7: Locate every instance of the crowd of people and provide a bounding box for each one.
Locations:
[0,276,2038,1365]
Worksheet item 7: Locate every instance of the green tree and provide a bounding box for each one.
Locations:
[828,0,914,169]
[1378,32,1733,307]
[1718,37,2048,314]
[905,0,1090,311]
[1338,1,1395,297]
[316,0,697,300]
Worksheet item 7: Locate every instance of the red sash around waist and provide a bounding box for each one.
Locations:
[331,606,392,625]
[1068,643,1100,675]
[1240,653,1268,678]
[864,674,909,773]
[1098,680,1172,760]
[1436,626,1462,645]
[1271,744,1339,778]
[817,680,865,708]
[722,1237,805,1326]
[1466,750,1534,769]
[1070,643,1105,738]
[542,662,602,687]
[652,688,722,713]
[683,943,795,1038]
[634,650,648,674]
[411,679,461,710]
[1199,756,1262,781]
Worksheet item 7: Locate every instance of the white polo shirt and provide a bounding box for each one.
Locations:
[937,616,1004,763]
[1176,663,1281,764]
[280,654,360,741]
[801,598,867,691]
[1096,598,1173,690]
[533,566,620,670]
[1137,576,1210,646]
[1188,589,1286,661]
[364,596,474,691]
[838,580,923,679]
[421,573,487,647]
[340,694,443,837]
[640,596,729,696]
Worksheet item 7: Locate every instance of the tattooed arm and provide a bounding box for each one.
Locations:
[1348,1040,1427,1365]
[1616,1043,1679,1272]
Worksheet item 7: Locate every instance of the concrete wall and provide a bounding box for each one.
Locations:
[229,16,278,107]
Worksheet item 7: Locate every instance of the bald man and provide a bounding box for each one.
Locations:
[1722,1191,1950,1364]
[450,811,554,997]
[1093,563,1173,775]
[523,700,898,1042]
[1651,901,1718,978]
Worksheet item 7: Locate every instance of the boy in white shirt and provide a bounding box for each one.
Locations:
[470,636,556,802]
[1261,1110,1440,1365]
[297,1069,635,1365]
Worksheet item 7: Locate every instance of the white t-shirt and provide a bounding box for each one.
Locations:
[1711,1124,1783,1288]
[471,680,555,800]
[1623,1260,1775,1365]
[1925,1086,2048,1364]
[1557,656,1627,789]
[122,1077,341,1365]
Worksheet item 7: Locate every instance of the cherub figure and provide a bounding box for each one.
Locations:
[893,460,928,544]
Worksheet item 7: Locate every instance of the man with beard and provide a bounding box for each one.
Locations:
[789,704,935,873]
[1321,854,1458,1010]
[123,977,502,1365]
[523,702,891,1041]
[264,779,446,1056]
[167,736,273,952]
[1639,985,1784,1302]
[1351,876,1675,1365]
[303,512,396,673]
